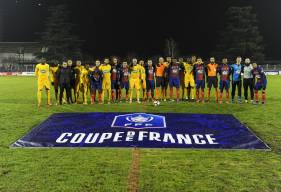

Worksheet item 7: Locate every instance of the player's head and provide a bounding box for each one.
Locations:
[67,59,73,66]
[76,60,82,66]
[112,57,118,65]
[186,57,192,64]
[40,58,46,64]
[147,59,153,66]
[210,57,215,63]
[253,63,258,68]
[104,58,109,65]
[197,58,203,64]
[222,58,228,65]
[178,58,184,63]
[236,56,242,64]
[95,60,101,67]
[166,57,172,63]
[139,60,144,66]
[85,64,90,70]
[172,58,178,64]
[191,55,197,63]
[245,58,251,65]
[132,58,138,66]
[159,57,164,63]
[122,61,128,67]
[62,61,68,68]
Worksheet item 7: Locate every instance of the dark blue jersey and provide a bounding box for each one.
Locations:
[89,67,103,84]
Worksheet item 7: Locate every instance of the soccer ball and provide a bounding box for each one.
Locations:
[153,100,161,106]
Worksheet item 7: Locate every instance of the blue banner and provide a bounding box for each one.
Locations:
[12,113,269,149]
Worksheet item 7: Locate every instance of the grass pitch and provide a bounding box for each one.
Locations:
[0,76,281,192]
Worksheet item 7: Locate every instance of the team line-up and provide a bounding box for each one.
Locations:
[35,56,267,107]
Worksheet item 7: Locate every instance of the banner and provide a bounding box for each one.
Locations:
[11,113,270,149]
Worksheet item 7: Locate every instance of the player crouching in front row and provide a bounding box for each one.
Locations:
[252,63,267,104]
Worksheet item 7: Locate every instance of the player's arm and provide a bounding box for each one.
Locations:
[35,65,39,77]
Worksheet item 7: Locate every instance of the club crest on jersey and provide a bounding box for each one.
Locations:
[111,113,166,129]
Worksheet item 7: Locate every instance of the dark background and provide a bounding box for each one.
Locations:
[0,0,280,59]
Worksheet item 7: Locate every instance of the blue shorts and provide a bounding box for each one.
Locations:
[219,80,230,91]
[111,80,119,90]
[91,83,102,92]
[196,80,205,89]
[169,77,180,88]
[146,80,155,91]
[255,79,267,90]
[121,81,129,90]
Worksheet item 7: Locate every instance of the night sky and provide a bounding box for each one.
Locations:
[0,0,281,59]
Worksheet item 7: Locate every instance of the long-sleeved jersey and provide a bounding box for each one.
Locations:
[89,67,103,84]
[252,67,267,84]
[120,66,130,82]
[145,66,155,81]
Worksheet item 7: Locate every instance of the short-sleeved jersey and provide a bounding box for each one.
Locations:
[168,64,180,78]
[156,63,168,77]
[242,64,253,79]
[146,66,155,81]
[194,64,205,81]
[207,63,218,77]
[130,65,141,79]
[218,64,231,81]
[252,67,266,83]
[35,63,50,80]
[230,64,242,81]
[99,64,111,80]
[121,66,130,82]
[50,66,59,82]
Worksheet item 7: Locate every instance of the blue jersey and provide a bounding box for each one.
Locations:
[230,64,242,81]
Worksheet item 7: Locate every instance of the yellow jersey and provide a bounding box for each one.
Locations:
[183,63,194,75]
[130,65,141,79]
[49,66,59,82]
[139,65,146,80]
[99,64,111,80]
[35,63,50,80]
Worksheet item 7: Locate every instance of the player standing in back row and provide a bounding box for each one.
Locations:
[231,56,242,104]
[206,57,219,102]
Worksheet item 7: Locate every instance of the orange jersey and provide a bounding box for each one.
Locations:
[207,63,218,77]
[156,63,168,77]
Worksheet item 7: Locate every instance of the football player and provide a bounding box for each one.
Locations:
[218,58,231,103]
[145,59,156,101]
[252,63,267,104]
[155,57,168,101]
[206,57,219,102]
[99,58,112,104]
[139,60,147,100]
[35,58,51,107]
[89,60,103,104]
[183,57,195,101]
[129,58,141,103]
[49,61,59,105]
[242,58,254,103]
[231,56,243,104]
[111,57,121,102]
[194,58,205,103]
[167,59,181,102]
[120,61,130,101]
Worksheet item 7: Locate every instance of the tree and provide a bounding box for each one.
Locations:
[36,4,82,61]
[215,6,265,62]
[165,38,179,58]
